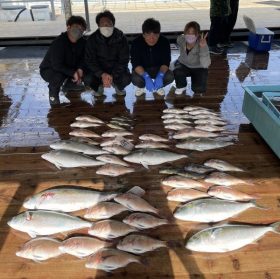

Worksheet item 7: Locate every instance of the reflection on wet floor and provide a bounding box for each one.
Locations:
[0,41,280,149]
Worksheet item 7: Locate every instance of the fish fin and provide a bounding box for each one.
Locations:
[27,231,37,238]
[33,259,43,264]
[126,186,146,197]
[141,162,149,169]
[54,163,62,170]
[271,221,280,234]
[251,200,269,210]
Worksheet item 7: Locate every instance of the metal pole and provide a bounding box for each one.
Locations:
[84,0,91,32]
[63,0,72,20]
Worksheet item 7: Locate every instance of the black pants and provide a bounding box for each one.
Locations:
[224,0,239,43]
[84,70,131,91]
[131,67,174,88]
[208,16,228,47]
[40,68,67,97]
[173,62,208,93]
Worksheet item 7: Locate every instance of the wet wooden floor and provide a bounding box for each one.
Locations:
[0,42,280,279]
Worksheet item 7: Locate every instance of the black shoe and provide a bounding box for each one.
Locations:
[209,46,224,55]
[62,79,85,92]
[49,95,60,106]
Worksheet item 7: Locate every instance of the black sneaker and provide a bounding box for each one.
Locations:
[62,80,85,92]
[49,95,60,106]
[209,46,224,55]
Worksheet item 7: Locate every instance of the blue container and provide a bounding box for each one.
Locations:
[248,28,274,52]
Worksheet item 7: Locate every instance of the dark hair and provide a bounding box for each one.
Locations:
[184,21,200,34]
[66,16,87,29]
[96,10,115,26]
[142,18,161,34]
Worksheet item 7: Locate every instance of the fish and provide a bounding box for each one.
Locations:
[117,234,167,254]
[100,137,133,147]
[123,213,168,229]
[163,118,192,124]
[70,137,99,145]
[50,140,108,155]
[173,198,266,223]
[96,154,130,166]
[16,237,63,261]
[41,150,106,169]
[208,186,258,201]
[165,124,192,131]
[194,119,227,126]
[75,115,104,124]
[59,236,112,258]
[23,186,118,212]
[184,163,216,174]
[183,106,210,112]
[162,175,210,189]
[114,193,159,215]
[102,129,133,137]
[192,114,224,121]
[189,110,219,116]
[110,121,132,128]
[69,129,101,138]
[186,222,280,253]
[159,168,205,180]
[135,141,170,149]
[124,149,187,168]
[8,210,92,238]
[176,138,234,151]
[70,121,102,128]
[173,128,218,140]
[102,145,131,155]
[205,172,249,186]
[161,114,193,120]
[85,248,141,271]
[96,164,135,177]
[85,202,129,219]
[107,123,126,130]
[167,188,209,202]
[111,116,134,122]
[195,125,226,132]
[163,108,186,114]
[88,220,137,239]
[204,159,244,172]
[139,134,168,142]
[75,115,105,124]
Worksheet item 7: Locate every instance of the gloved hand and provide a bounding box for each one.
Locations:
[142,72,155,92]
[154,71,164,90]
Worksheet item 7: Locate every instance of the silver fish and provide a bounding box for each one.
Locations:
[162,175,209,189]
[205,172,249,186]
[59,236,112,258]
[183,106,210,111]
[117,234,166,254]
[123,213,168,229]
[102,145,131,155]
[41,150,106,169]
[135,141,170,149]
[173,128,218,140]
[96,164,135,177]
[96,154,130,166]
[194,119,227,126]
[85,248,141,271]
[163,118,192,124]
[100,136,133,147]
[85,202,128,219]
[124,149,187,168]
[88,220,137,239]
[173,198,265,223]
[75,115,104,124]
[102,129,133,137]
[184,163,216,174]
[167,188,209,202]
[161,114,193,120]
[107,123,126,130]
[159,168,205,179]
[176,138,234,151]
[16,237,63,261]
[70,121,102,128]
[110,120,132,128]
[70,137,99,145]
[163,108,186,114]
[204,159,244,172]
[139,134,168,142]
[69,128,101,138]
[23,186,117,212]
[195,125,226,132]
[186,222,280,253]
[189,110,220,116]
[8,210,92,238]
[50,140,108,155]
[165,124,192,131]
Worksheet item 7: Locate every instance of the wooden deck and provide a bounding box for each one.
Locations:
[0,42,280,278]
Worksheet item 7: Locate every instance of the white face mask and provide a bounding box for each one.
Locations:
[99,27,114,38]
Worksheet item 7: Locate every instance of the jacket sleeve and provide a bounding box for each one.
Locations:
[84,36,103,78]
[50,38,75,77]
[112,35,129,76]
[161,38,171,67]
[130,39,142,70]
[199,45,211,68]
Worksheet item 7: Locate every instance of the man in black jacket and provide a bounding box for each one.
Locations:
[84,10,131,97]
[130,18,174,97]
[40,16,87,105]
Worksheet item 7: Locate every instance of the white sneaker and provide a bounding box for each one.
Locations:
[175,87,185,95]
[135,87,145,97]
[93,86,104,97]
[156,88,165,96]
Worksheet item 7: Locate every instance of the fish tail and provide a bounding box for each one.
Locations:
[271,221,280,234]
[251,200,270,210]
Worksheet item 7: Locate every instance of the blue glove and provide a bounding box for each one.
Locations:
[142,72,155,92]
[154,71,164,90]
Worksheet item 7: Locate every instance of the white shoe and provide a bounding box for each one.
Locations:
[175,87,185,95]
[93,86,104,97]
[135,87,145,97]
[156,88,165,96]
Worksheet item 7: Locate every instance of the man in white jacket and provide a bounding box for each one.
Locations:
[173,21,211,95]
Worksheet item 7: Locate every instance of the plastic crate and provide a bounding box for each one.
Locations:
[248,29,274,52]
[242,85,280,158]
[262,92,280,118]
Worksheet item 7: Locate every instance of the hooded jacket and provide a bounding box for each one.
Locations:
[85,28,129,78]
